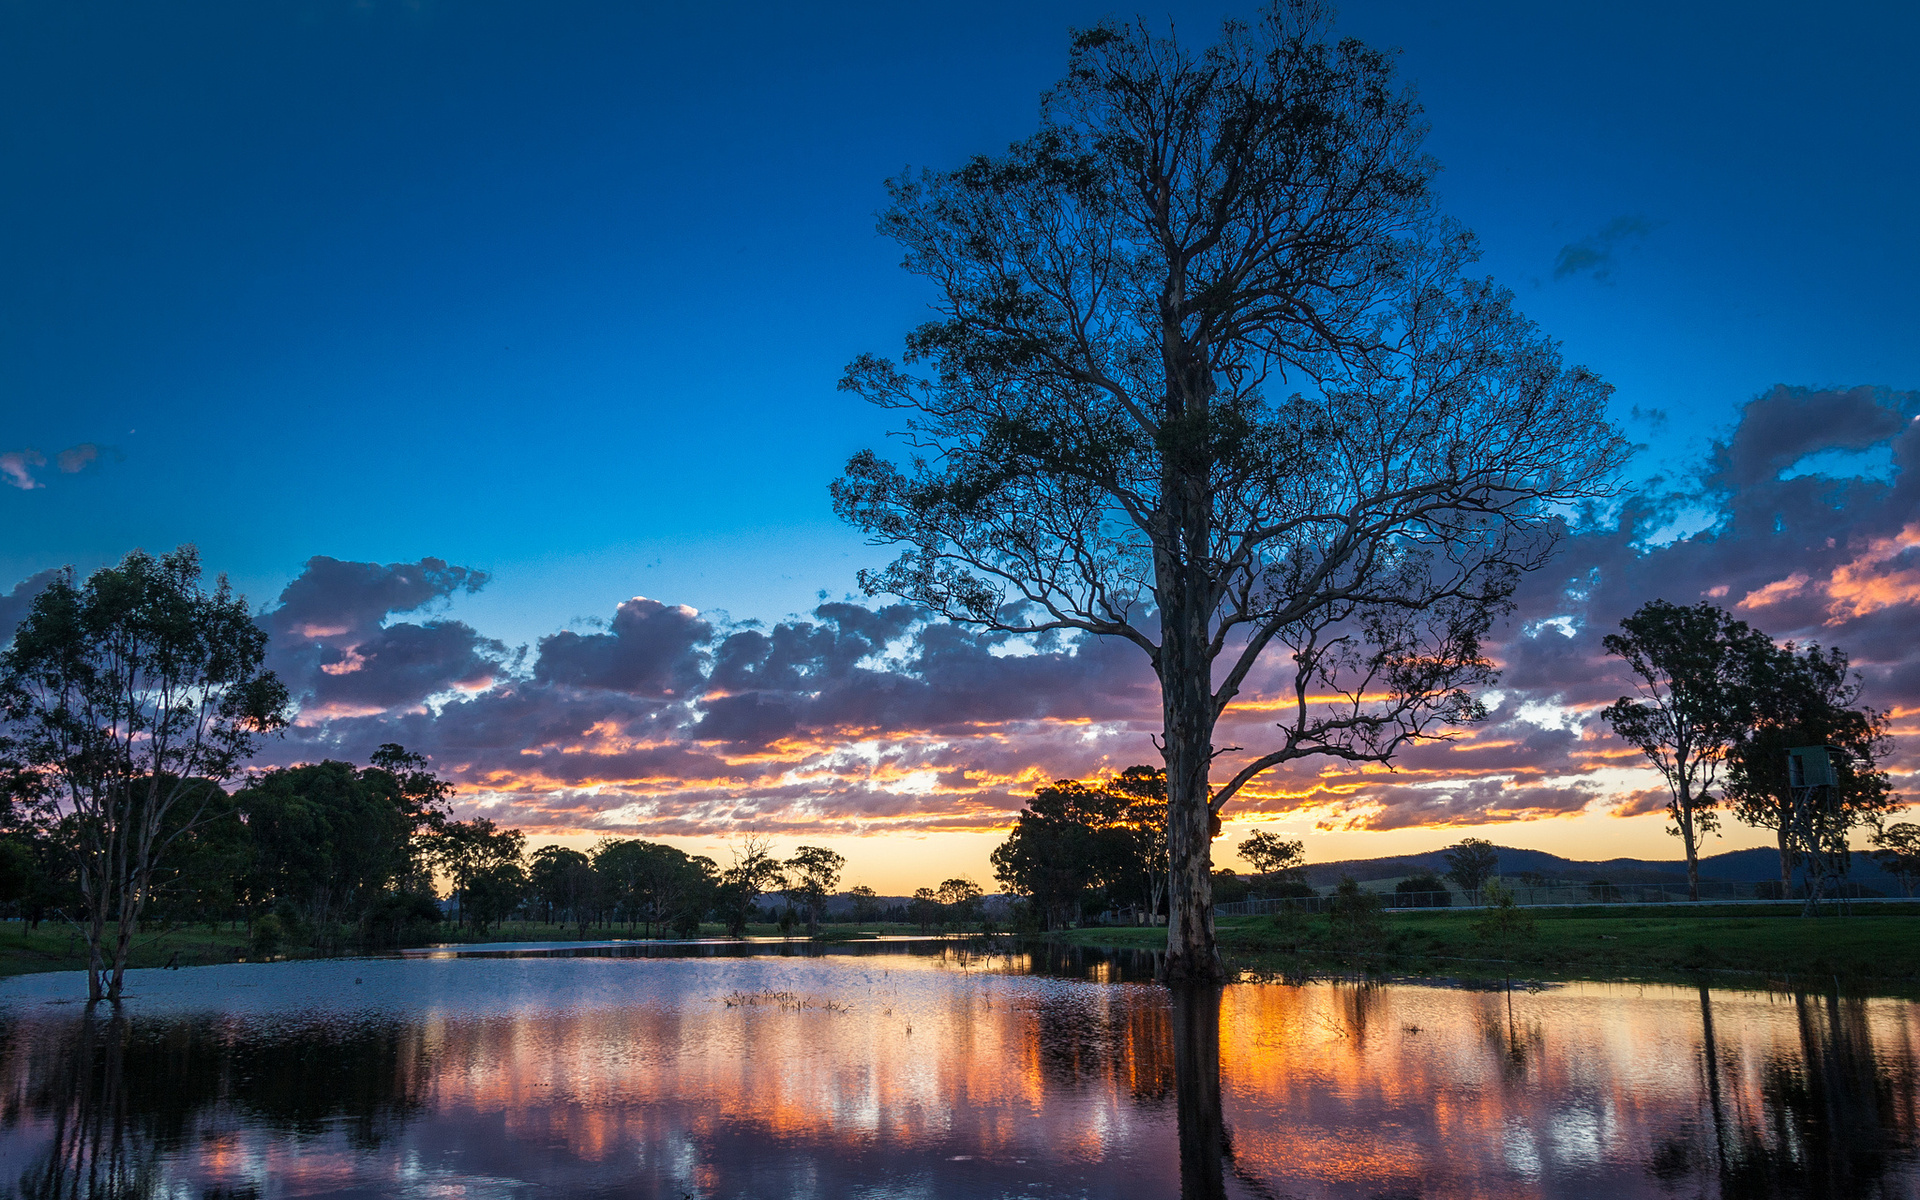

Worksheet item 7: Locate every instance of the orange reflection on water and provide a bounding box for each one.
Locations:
[0,947,1915,1198]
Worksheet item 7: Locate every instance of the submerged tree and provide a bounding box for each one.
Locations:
[834,3,1623,979]
[0,546,290,1001]
[1602,601,1777,901]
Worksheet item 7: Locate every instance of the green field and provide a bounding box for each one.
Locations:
[0,919,939,980]
[1053,905,1920,988]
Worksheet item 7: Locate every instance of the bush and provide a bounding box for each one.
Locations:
[250,914,285,956]
[1212,869,1252,904]
[360,892,443,947]
[1258,879,1317,900]
[1327,876,1384,955]
[1392,873,1452,907]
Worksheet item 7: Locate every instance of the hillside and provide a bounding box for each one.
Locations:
[1294,844,1907,892]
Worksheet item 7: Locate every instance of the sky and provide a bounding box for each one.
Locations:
[3,1,1917,893]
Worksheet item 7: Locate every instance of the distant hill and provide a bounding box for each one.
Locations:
[1296,844,1905,892]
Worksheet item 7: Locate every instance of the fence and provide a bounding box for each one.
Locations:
[1215,879,1908,916]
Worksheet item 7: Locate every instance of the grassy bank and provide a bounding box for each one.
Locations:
[1053,905,1920,986]
[0,920,940,979]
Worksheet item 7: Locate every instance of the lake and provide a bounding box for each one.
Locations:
[1,941,1914,1198]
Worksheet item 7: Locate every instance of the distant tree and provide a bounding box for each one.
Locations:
[1871,824,1920,898]
[1602,600,1776,901]
[783,845,846,937]
[831,3,1625,982]
[1327,876,1384,956]
[1238,830,1304,879]
[716,833,784,937]
[935,877,984,928]
[1474,880,1536,957]
[434,819,525,929]
[528,845,595,927]
[991,779,1124,929]
[1394,871,1450,907]
[0,546,290,1001]
[239,760,421,935]
[462,860,527,935]
[847,884,883,923]
[1443,838,1500,892]
[1725,642,1897,894]
[1109,767,1169,921]
[908,886,942,933]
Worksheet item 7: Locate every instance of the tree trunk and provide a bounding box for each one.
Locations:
[1777,827,1794,897]
[1677,796,1701,902]
[1161,597,1223,981]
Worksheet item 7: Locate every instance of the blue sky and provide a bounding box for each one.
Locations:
[5,0,1915,646]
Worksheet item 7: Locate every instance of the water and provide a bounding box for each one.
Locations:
[0,941,1914,1198]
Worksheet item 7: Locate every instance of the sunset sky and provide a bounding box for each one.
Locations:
[3,1,1916,892]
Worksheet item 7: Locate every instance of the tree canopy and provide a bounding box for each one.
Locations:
[835,3,1623,979]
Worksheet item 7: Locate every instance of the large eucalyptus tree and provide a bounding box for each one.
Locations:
[833,3,1624,980]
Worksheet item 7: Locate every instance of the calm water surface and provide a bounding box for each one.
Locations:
[0,941,1914,1199]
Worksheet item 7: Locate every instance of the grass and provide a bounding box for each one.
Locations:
[0,922,253,979]
[1052,905,1920,988]
[0,919,942,980]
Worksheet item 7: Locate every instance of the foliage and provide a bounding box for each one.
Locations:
[1238,830,1304,879]
[716,834,784,937]
[847,884,883,923]
[1394,872,1451,907]
[833,3,1624,979]
[528,846,598,930]
[936,877,984,928]
[1443,839,1500,891]
[1473,881,1536,955]
[0,546,290,1000]
[1326,876,1384,956]
[991,768,1168,928]
[237,760,427,936]
[432,818,525,929]
[783,845,846,936]
[1872,824,1920,898]
[462,861,527,935]
[1602,600,1778,901]
[1725,642,1898,895]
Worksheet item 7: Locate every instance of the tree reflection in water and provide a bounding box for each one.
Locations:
[0,946,1912,1199]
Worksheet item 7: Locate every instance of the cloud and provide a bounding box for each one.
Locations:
[0,443,113,489]
[0,450,46,490]
[261,556,505,715]
[0,569,63,647]
[211,384,1920,840]
[1552,215,1659,281]
[55,444,100,474]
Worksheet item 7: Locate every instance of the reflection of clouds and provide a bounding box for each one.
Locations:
[0,962,1914,1197]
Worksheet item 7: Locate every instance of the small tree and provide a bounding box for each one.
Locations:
[1474,880,1535,959]
[1872,824,1920,898]
[847,884,883,923]
[1602,600,1776,901]
[716,833,783,937]
[909,886,941,933]
[832,3,1624,982]
[1443,838,1499,892]
[783,845,846,937]
[0,547,290,1001]
[1327,876,1383,958]
[936,877,984,929]
[1238,830,1304,879]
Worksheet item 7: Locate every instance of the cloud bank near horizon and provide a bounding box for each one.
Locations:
[4,387,1916,840]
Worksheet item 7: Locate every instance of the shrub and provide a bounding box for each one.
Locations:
[1393,873,1452,907]
[250,915,285,957]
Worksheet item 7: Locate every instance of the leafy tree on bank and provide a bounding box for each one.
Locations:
[433,818,525,929]
[237,760,424,937]
[936,877,984,928]
[1444,838,1499,892]
[462,860,527,935]
[1238,830,1305,882]
[528,845,597,928]
[909,886,942,933]
[1724,642,1897,895]
[832,4,1624,980]
[1602,600,1777,901]
[1873,824,1920,897]
[782,845,846,937]
[992,771,1168,928]
[716,833,784,937]
[0,547,290,1001]
[848,884,883,923]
